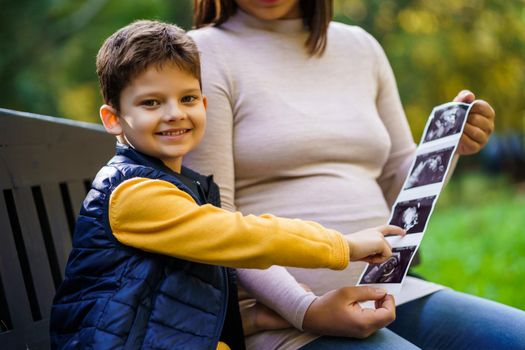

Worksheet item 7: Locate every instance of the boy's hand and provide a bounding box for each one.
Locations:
[453,90,495,155]
[303,286,395,338]
[346,225,405,263]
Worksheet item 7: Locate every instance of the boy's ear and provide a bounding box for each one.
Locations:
[100,104,122,136]
[202,95,208,110]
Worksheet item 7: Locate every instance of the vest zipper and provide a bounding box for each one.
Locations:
[195,179,228,347]
[195,180,207,204]
[214,267,229,347]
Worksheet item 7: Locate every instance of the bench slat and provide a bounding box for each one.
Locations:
[0,319,50,350]
[67,180,88,226]
[12,187,56,319]
[41,183,72,277]
[0,110,113,189]
[0,192,33,328]
[0,155,11,191]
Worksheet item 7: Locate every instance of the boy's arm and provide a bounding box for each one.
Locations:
[109,177,349,270]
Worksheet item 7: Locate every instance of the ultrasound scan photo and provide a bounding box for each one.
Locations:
[360,246,417,284]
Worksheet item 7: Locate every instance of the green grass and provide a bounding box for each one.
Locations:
[412,173,525,310]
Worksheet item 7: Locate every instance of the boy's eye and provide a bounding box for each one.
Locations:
[141,99,160,107]
[181,96,197,103]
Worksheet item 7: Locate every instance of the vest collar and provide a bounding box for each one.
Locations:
[114,143,198,180]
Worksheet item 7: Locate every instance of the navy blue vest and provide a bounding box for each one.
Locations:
[50,144,244,349]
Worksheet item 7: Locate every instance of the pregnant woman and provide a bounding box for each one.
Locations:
[186,0,525,348]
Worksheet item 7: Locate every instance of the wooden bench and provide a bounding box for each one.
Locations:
[0,108,113,349]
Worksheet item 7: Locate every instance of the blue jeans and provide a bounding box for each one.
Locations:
[300,289,525,349]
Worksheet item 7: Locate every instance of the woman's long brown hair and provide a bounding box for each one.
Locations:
[193,0,333,56]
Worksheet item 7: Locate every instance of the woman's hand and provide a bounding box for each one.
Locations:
[346,225,405,263]
[303,286,396,338]
[238,285,294,336]
[453,90,495,155]
[240,300,292,336]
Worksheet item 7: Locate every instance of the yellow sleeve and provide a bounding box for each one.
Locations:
[216,342,230,350]
[109,177,349,270]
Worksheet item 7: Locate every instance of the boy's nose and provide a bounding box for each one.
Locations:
[164,102,186,121]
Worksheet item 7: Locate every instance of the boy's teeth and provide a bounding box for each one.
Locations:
[161,130,186,136]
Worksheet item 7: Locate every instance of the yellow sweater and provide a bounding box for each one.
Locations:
[108,177,350,348]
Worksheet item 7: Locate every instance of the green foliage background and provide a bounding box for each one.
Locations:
[0,0,193,124]
[1,1,524,310]
[334,0,525,136]
[2,0,524,136]
[413,174,525,310]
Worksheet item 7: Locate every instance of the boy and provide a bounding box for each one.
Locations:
[50,20,403,350]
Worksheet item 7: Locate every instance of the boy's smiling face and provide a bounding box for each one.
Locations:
[101,62,206,172]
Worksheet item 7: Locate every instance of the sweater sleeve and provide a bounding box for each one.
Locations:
[237,266,317,331]
[367,32,417,207]
[109,177,349,270]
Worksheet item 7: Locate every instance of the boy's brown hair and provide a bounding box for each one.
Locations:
[96,20,201,111]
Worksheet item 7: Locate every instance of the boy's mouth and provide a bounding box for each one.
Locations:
[157,129,190,136]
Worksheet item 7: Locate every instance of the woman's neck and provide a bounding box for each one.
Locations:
[223,8,305,34]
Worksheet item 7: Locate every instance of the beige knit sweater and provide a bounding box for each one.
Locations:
[185,10,443,349]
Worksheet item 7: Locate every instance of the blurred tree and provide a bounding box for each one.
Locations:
[0,0,193,123]
[334,0,525,139]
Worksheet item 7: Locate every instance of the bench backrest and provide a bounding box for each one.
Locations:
[0,108,114,349]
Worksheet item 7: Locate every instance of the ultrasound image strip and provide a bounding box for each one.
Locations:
[357,101,477,293]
